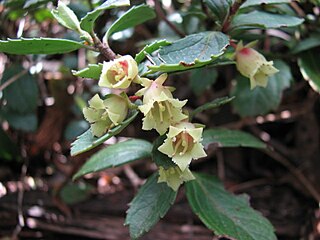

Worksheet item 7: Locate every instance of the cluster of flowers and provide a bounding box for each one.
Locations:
[83,55,206,191]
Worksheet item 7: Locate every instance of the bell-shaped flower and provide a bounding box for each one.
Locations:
[235,41,279,89]
[99,55,138,89]
[158,166,195,191]
[83,93,128,137]
[136,74,188,135]
[158,122,207,171]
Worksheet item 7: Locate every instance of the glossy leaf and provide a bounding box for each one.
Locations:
[72,63,102,80]
[80,0,130,33]
[203,0,233,23]
[186,173,276,240]
[202,128,266,148]
[298,50,320,93]
[125,173,177,240]
[2,65,38,113]
[292,34,320,54]
[241,0,291,8]
[158,31,229,64]
[232,60,292,116]
[189,67,218,96]
[70,110,139,156]
[231,11,304,30]
[190,96,235,120]
[135,39,171,64]
[0,38,84,55]
[104,4,156,41]
[73,139,152,180]
[60,182,94,205]
[51,1,81,32]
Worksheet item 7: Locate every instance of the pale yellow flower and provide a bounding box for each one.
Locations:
[235,41,279,89]
[83,94,128,137]
[158,122,207,171]
[99,55,138,89]
[136,74,188,135]
[158,166,195,191]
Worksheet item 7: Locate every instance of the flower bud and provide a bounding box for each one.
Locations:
[83,94,128,137]
[99,55,138,89]
[158,122,207,171]
[235,42,279,89]
[136,74,188,135]
[158,166,195,191]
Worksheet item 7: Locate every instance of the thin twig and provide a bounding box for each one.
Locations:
[222,0,245,33]
[154,0,185,38]
[262,148,320,203]
[0,69,27,92]
[11,146,29,240]
[123,165,143,189]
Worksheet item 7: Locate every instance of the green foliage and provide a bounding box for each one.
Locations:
[70,110,139,156]
[135,40,171,64]
[240,0,291,8]
[298,50,320,93]
[60,182,94,205]
[203,0,233,23]
[232,60,292,116]
[190,96,235,120]
[79,0,130,33]
[72,64,102,80]
[189,67,218,96]
[104,4,156,41]
[125,173,177,240]
[231,11,304,30]
[1,65,39,132]
[73,139,152,180]
[0,128,19,161]
[202,128,266,148]
[0,38,85,55]
[186,173,277,240]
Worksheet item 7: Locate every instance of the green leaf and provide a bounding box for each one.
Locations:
[0,38,85,55]
[135,39,171,64]
[2,112,38,132]
[64,120,89,141]
[125,173,177,240]
[80,0,130,33]
[203,0,233,23]
[104,4,156,42]
[158,31,229,64]
[60,182,94,205]
[232,60,292,116]
[51,1,81,32]
[240,0,291,8]
[70,110,139,156]
[190,96,235,120]
[0,128,19,161]
[152,135,177,170]
[231,11,304,30]
[189,67,218,96]
[186,173,276,240]
[202,128,266,148]
[2,65,38,113]
[298,50,320,93]
[73,139,152,180]
[72,63,102,80]
[291,35,320,54]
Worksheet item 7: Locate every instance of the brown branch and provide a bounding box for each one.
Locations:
[222,0,245,33]
[92,33,116,61]
[154,0,185,38]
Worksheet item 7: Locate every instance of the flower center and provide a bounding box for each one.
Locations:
[172,132,194,156]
